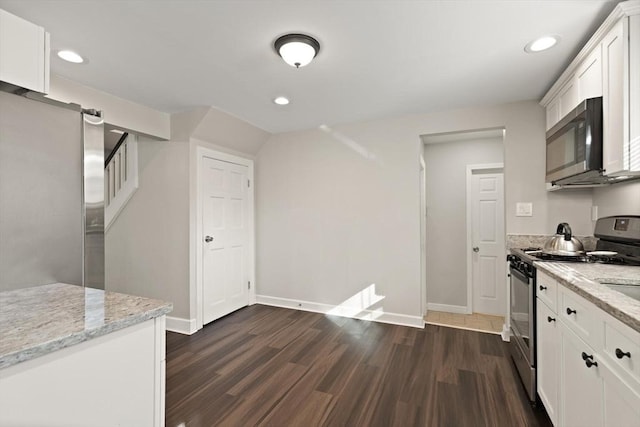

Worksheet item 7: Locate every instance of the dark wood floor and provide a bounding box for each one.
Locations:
[166,305,551,427]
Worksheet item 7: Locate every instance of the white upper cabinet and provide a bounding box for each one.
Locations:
[558,77,580,119]
[602,13,640,176]
[577,46,603,101]
[602,19,626,176]
[0,9,50,94]
[546,97,561,131]
[541,2,640,175]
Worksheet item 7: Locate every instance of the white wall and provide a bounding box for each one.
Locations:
[106,138,190,318]
[424,136,504,308]
[107,106,268,327]
[256,100,593,321]
[592,180,640,218]
[48,74,170,140]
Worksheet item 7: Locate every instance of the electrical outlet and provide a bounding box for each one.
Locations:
[516,202,533,217]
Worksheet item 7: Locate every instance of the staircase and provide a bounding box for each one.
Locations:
[104,133,138,230]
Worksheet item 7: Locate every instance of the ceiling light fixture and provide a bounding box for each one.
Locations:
[525,36,560,53]
[57,50,84,63]
[273,96,290,105]
[274,33,320,68]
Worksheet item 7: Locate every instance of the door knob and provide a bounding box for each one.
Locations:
[204,236,214,242]
[473,247,479,252]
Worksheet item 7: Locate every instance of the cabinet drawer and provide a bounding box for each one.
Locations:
[537,271,558,313]
[559,288,598,345]
[603,315,640,388]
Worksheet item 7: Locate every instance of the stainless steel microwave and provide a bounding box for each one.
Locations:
[546,97,603,185]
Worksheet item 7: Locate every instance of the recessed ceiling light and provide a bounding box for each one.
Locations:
[273,96,290,105]
[525,36,560,53]
[57,50,84,63]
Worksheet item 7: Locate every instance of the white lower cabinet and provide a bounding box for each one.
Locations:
[537,299,559,426]
[559,321,603,427]
[601,359,640,427]
[535,271,640,427]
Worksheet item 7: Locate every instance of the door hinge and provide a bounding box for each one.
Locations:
[247,179,250,188]
[248,280,251,289]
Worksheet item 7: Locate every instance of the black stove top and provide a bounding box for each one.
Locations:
[513,247,640,266]
[510,216,640,267]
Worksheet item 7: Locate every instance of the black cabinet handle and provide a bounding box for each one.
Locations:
[581,352,594,361]
[566,307,577,315]
[585,359,598,368]
[615,348,631,359]
[547,316,556,323]
[539,285,547,291]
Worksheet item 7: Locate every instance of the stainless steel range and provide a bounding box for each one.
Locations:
[507,215,640,402]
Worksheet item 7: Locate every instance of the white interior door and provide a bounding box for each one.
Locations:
[470,169,505,316]
[201,156,250,325]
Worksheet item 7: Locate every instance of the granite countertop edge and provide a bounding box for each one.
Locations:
[0,286,172,370]
[535,262,640,333]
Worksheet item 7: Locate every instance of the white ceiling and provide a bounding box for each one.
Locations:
[0,0,620,133]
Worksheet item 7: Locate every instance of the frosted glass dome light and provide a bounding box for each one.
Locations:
[274,34,320,68]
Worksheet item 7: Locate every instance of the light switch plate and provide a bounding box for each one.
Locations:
[591,206,598,221]
[516,202,533,217]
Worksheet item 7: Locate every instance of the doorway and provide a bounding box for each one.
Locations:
[421,128,506,332]
[196,147,255,328]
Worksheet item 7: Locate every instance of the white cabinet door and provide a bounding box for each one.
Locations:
[546,97,561,131]
[559,78,579,119]
[0,9,49,93]
[560,321,603,427]
[577,46,603,101]
[537,300,559,426]
[630,15,640,172]
[602,19,626,176]
[601,360,640,427]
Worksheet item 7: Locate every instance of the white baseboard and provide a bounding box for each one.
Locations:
[255,295,424,329]
[166,316,197,335]
[426,302,470,314]
[501,324,510,342]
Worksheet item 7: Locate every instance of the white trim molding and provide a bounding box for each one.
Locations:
[501,324,510,342]
[426,302,470,315]
[256,295,425,329]
[166,316,197,335]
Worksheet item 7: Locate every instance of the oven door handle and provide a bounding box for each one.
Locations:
[510,268,531,285]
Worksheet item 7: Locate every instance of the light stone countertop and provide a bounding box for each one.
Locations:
[0,283,172,369]
[535,262,640,332]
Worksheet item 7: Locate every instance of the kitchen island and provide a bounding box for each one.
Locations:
[0,283,172,427]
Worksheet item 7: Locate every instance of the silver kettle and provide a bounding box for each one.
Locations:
[543,223,585,255]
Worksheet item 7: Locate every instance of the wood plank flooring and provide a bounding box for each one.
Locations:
[166,305,551,427]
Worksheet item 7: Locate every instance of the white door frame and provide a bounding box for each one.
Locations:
[465,162,504,314]
[195,146,255,330]
[419,154,427,317]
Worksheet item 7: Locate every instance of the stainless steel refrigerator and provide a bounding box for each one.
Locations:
[0,89,104,291]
